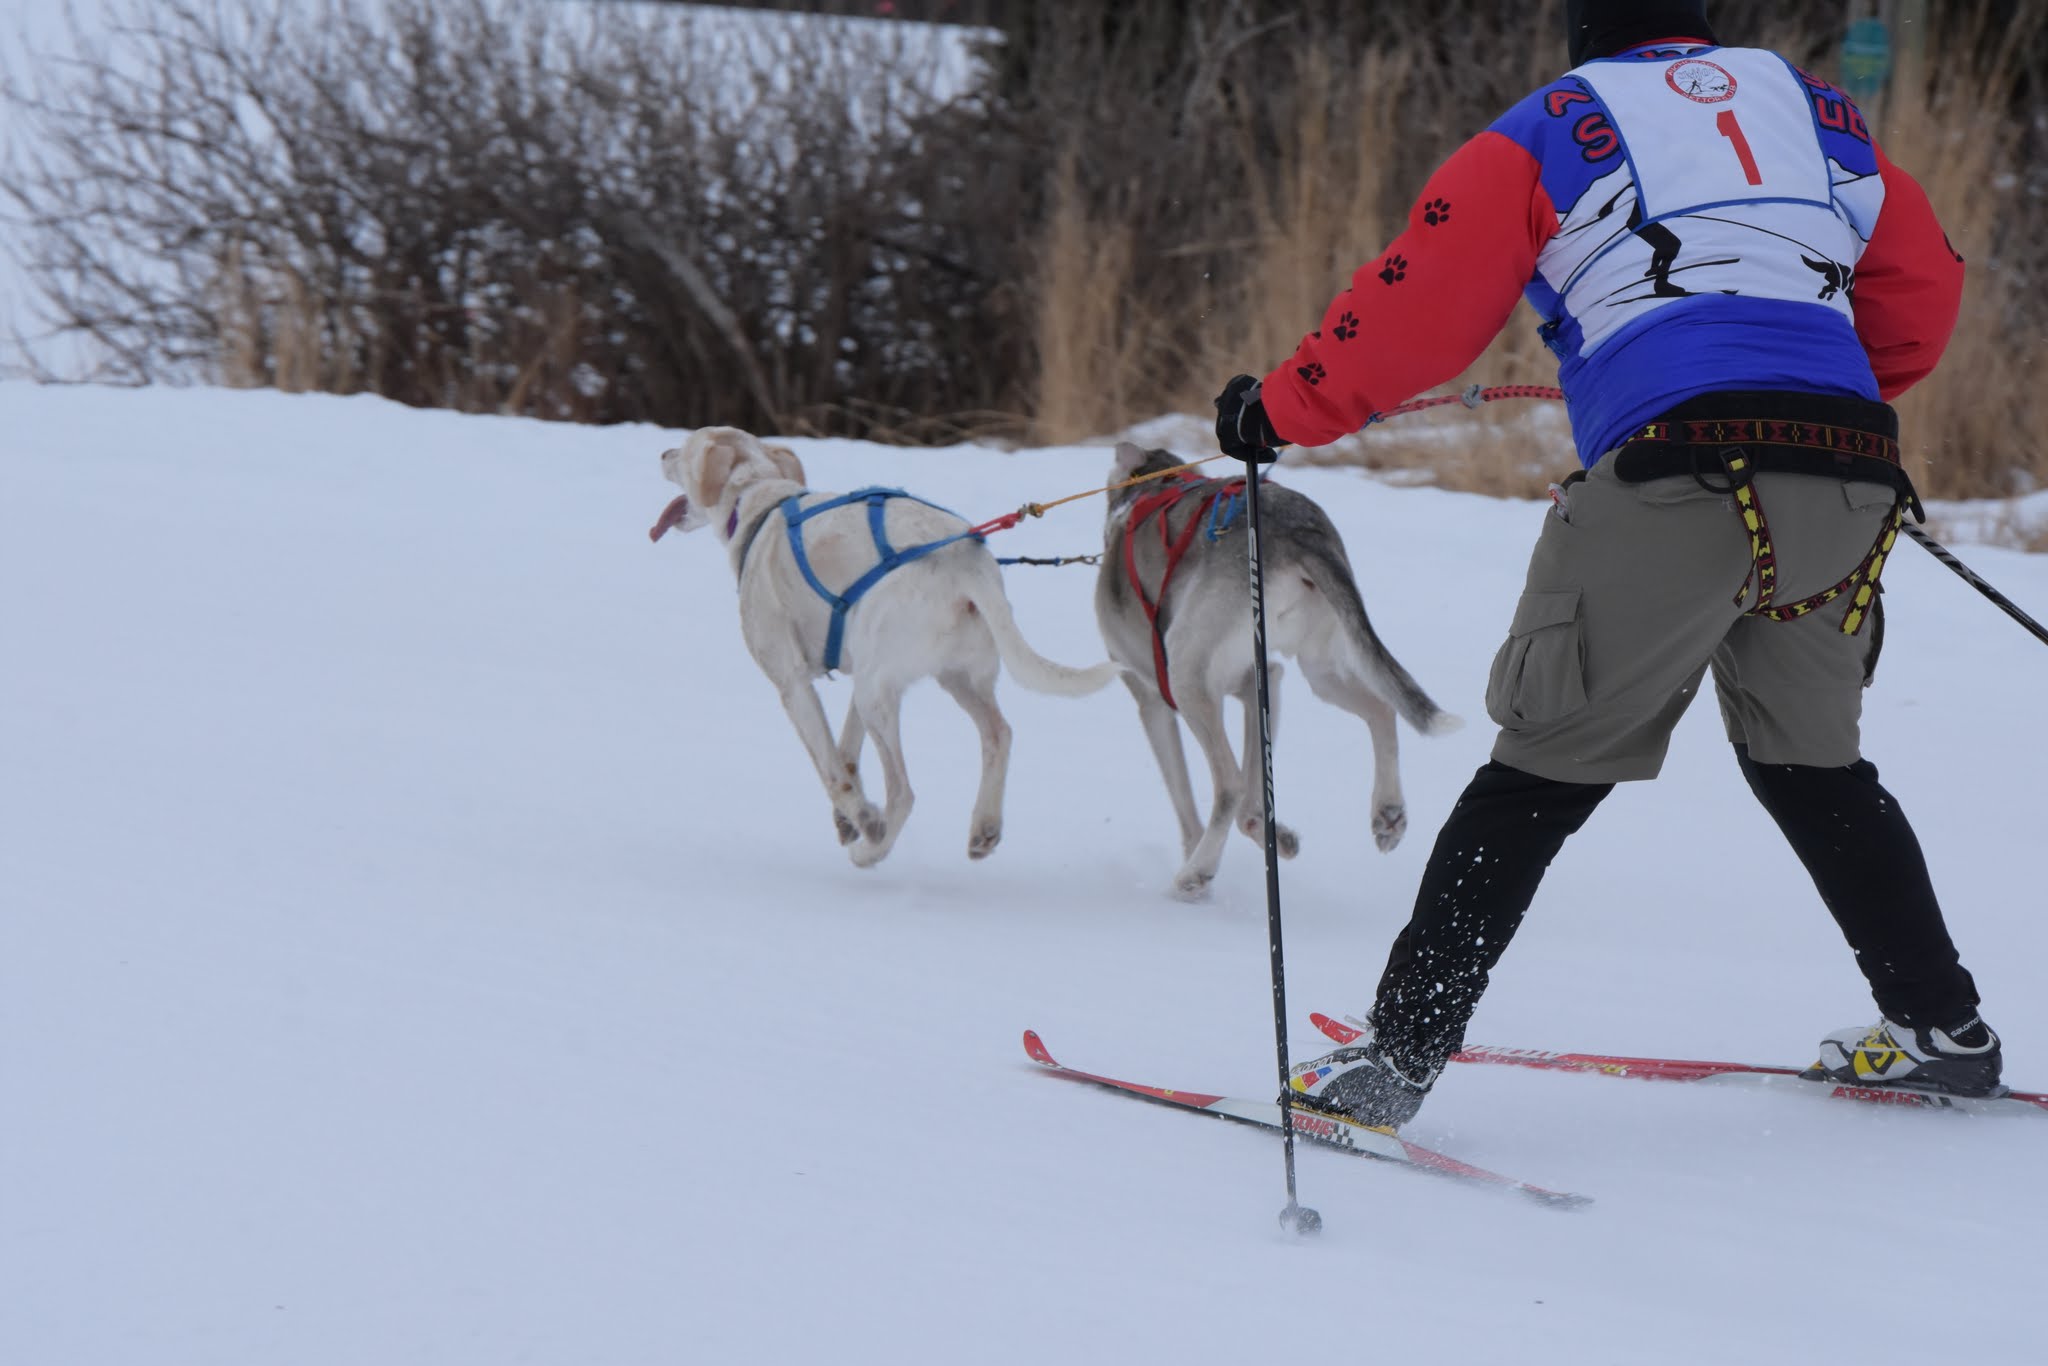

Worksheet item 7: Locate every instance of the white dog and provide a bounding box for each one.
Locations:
[1096,443,1463,897]
[652,426,1122,867]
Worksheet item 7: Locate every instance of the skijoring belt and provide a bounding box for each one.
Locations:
[1611,392,1922,637]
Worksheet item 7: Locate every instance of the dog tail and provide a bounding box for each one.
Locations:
[1303,544,1464,737]
[964,578,1124,698]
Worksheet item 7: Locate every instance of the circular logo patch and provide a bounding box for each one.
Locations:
[1665,58,1737,103]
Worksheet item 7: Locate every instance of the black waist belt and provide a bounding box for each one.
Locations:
[1610,394,1920,637]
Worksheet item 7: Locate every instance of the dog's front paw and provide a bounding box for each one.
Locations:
[847,838,889,869]
[1170,867,1214,902]
[967,821,1002,860]
[834,812,860,845]
[1371,803,1408,853]
[855,804,886,846]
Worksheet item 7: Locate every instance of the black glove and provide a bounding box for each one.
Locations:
[1214,374,1285,464]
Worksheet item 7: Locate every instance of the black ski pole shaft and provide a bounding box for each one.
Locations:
[1241,452,1320,1237]
[1903,524,2048,649]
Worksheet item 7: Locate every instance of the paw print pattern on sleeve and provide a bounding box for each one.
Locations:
[1332,311,1359,341]
[1378,255,1409,286]
[1297,361,1328,386]
[1423,198,1452,226]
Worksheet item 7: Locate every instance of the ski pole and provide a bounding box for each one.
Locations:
[1903,524,2048,649]
[1240,448,1321,1238]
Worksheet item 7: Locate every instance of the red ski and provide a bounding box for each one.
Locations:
[1022,1030,1589,1208]
[1310,1013,2048,1117]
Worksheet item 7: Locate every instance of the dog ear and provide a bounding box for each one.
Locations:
[695,436,745,508]
[1112,441,1149,479]
[764,443,805,485]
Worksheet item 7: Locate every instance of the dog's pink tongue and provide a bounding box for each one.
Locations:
[649,494,690,542]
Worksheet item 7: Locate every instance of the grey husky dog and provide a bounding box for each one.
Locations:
[1096,442,1462,897]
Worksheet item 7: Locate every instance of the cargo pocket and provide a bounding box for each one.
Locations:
[1485,588,1589,729]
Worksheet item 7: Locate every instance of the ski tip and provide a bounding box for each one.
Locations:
[1022,1029,1059,1068]
[1309,1012,1365,1045]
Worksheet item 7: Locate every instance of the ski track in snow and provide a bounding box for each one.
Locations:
[2,381,2043,1365]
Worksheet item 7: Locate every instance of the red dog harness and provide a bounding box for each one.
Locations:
[1123,473,1248,710]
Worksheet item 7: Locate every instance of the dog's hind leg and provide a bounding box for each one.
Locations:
[939,665,1011,860]
[778,681,885,850]
[1300,657,1409,853]
[847,679,913,868]
[1169,683,1244,900]
[1234,663,1299,859]
[833,699,868,845]
[1356,688,1409,852]
[1122,673,1203,856]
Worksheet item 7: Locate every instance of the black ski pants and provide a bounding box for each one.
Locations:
[1368,752,1981,1075]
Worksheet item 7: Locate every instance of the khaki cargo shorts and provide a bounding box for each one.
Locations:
[1486,450,1898,785]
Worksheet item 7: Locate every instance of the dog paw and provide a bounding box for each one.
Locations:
[1238,813,1301,859]
[1372,803,1408,853]
[856,805,887,845]
[848,838,888,869]
[967,821,1002,860]
[1171,867,1215,901]
[834,812,860,845]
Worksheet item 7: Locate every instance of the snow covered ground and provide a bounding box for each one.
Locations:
[4,381,2044,1365]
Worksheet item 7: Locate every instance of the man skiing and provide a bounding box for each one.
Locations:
[1213,0,2003,1129]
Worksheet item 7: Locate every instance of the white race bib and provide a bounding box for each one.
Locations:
[1540,48,1883,355]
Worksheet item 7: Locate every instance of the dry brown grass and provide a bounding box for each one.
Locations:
[214,241,357,396]
[1918,498,2048,555]
[1983,502,2048,553]
[1029,151,1145,446]
[1219,46,1413,382]
[1877,2,2048,503]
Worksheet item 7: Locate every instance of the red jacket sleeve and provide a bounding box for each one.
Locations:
[1853,144,1964,400]
[1259,130,1557,449]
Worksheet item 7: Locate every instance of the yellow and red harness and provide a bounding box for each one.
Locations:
[1617,414,1922,637]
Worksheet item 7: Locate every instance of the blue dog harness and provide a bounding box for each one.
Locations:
[776,488,984,672]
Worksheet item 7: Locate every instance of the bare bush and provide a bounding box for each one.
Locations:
[0,0,1002,433]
